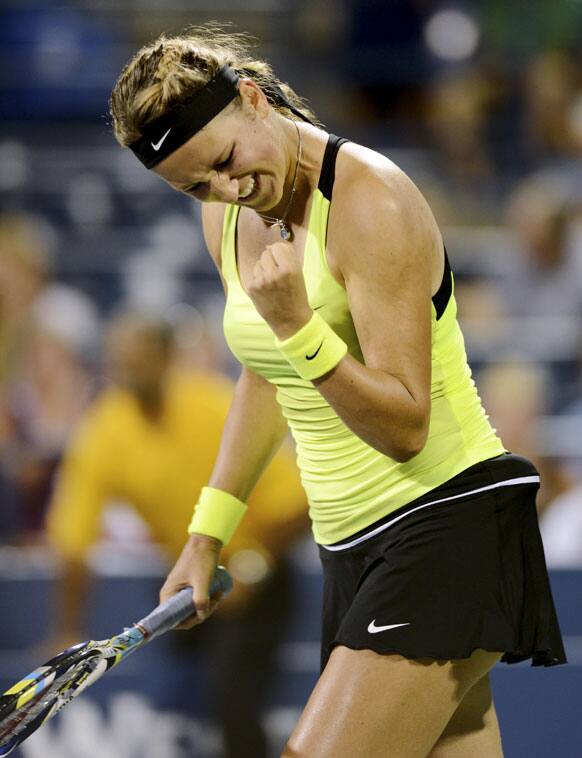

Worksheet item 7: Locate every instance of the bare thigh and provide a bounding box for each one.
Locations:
[428,674,503,757]
[282,646,502,758]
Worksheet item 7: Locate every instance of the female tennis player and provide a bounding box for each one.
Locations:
[109,27,566,757]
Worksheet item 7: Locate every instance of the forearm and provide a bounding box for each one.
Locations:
[167,368,289,618]
[273,308,429,462]
[313,353,429,462]
[208,366,289,500]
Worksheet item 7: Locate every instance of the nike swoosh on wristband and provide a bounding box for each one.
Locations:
[305,341,324,360]
[367,620,411,634]
[151,128,172,151]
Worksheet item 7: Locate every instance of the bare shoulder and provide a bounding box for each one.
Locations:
[201,203,228,269]
[323,142,441,406]
[329,142,441,272]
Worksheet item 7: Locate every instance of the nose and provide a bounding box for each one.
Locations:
[209,171,239,203]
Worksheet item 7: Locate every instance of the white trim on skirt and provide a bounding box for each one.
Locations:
[319,475,541,552]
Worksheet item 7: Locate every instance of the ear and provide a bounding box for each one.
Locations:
[238,78,270,119]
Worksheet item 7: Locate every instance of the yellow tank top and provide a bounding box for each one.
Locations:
[222,135,505,544]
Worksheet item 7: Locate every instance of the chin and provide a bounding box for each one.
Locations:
[259,183,285,213]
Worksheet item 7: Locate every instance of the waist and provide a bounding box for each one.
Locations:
[320,452,539,552]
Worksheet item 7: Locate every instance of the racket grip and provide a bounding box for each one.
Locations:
[138,566,233,639]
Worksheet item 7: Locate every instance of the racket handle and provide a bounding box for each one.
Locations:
[137,566,233,640]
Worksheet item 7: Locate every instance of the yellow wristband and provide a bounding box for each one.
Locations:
[187,486,247,545]
[275,312,348,381]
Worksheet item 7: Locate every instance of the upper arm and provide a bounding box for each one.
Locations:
[328,153,441,413]
[46,419,109,559]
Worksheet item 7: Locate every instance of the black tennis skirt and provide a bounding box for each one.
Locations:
[318,453,567,672]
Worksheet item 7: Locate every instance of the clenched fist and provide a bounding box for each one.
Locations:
[246,241,313,339]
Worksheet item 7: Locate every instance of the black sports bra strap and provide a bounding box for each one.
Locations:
[317,134,349,201]
[316,134,453,320]
[432,248,453,320]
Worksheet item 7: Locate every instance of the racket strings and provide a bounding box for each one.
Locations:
[0,666,55,720]
[0,642,94,723]
[0,653,104,753]
[0,679,63,746]
[0,660,82,733]
[0,646,104,746]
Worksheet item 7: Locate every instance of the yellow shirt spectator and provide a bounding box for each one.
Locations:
[46,370,307,565]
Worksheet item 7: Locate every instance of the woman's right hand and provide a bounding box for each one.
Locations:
[160,533,223,629]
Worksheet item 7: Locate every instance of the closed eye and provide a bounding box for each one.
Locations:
[182,146,235,194]
[215,148,234,170]
[215,145,234,168]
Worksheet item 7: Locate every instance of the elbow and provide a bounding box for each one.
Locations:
[390,440,424,463]
[387,416,430,463]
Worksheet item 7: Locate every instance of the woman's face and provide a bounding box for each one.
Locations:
[152,80,292,213]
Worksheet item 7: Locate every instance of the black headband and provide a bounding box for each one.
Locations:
[129,64,315,169]
[129,65,240,169]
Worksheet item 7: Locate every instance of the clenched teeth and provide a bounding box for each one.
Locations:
[238,176,255,199]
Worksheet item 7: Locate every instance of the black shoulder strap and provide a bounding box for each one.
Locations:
[432,248,453,320]
[317,134,349,201]
[316,136,452,319]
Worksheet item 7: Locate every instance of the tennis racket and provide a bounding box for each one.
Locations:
[0,566,232,756]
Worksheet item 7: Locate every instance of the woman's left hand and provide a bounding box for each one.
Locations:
[247,241,313,339]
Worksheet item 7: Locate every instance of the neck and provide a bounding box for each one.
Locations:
[257,118,303,233]
[134,386,165,421]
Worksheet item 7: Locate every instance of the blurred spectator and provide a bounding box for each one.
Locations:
[421,68,506,224]
[478,360,573,515]
[0,214,99,539]
[9,290,98,534]
[45,311,309,758]
[0,214,49,538]
[0,214,50,392]
[503,177,582,318]
[498,177,582,408]
[522,51,582,164]
[536,341,582,569]
[479,360,546,459]
[539,483,582,568]
[427,70,496,183]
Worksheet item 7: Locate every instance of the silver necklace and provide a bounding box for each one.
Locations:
[258,120,302,240]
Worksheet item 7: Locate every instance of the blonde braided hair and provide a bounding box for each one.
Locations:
[109,24,320,147]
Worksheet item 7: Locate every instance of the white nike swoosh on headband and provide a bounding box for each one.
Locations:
[151,128,172,151]
[368,620,410,634]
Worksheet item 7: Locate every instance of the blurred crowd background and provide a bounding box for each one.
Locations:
[1,0,582,579]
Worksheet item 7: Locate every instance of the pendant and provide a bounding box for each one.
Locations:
[271,220,291,240]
